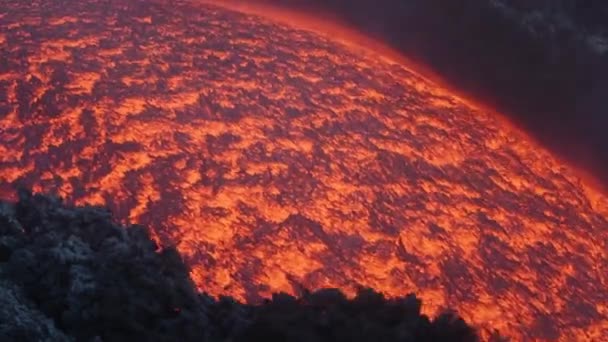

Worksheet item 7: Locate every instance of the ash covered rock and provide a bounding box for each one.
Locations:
[0,190,210,341]
[0,191,483,341]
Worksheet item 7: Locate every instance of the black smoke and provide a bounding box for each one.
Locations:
[0,190,495,341]
[255,0,608,185]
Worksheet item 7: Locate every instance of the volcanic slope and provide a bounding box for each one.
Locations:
[1,0,607,340]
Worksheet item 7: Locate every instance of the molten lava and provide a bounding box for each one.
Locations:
[1,0,607,340]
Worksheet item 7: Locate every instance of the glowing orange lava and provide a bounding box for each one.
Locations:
[1,0,607,340]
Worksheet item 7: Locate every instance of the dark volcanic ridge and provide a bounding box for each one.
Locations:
[0,191,484,342]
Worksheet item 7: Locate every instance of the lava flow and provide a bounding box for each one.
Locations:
[1,0,607,340]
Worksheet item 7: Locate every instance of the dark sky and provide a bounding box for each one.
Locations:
[259,0,608,186]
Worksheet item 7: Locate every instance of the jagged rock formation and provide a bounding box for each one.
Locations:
[0,191,480,341]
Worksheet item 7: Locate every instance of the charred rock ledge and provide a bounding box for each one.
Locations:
[0,190,504,341]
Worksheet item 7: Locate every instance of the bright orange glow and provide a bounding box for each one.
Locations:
[202,0,608,205]
[196,0,463,103]
[1,1,607,341]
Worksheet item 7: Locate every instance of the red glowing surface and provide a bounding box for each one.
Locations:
[1,0,607,340]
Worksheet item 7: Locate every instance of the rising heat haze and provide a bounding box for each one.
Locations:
[0,0,607,340]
